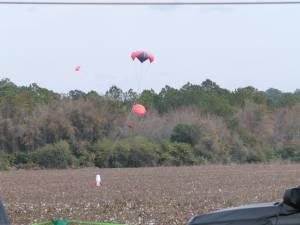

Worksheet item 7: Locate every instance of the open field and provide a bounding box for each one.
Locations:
[1,164,300,225]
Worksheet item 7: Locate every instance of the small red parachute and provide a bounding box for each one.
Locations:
[75,65,81,72]
[131,50,154,63]
[132,104,146,116]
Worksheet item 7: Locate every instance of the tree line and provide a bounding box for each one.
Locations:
[1,78,300,170]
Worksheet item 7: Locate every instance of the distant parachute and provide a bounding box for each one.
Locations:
[132,104,146,116]
[130,50,154,92]
[127,104,147,129]
[127,50,153,130]
[131,50,154,63]
[75,65,81,72]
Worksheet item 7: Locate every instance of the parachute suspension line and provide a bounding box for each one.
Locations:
[137,57,152,97]
[132,59,141,99]
[132,60,137,95]
[139,61,152,130]
[136,61,142,95]
[137,61,147,95]
[143,61,151,92]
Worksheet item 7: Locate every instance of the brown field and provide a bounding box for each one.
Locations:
[1,164,300,225]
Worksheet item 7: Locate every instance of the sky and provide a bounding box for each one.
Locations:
[0,4,299,94]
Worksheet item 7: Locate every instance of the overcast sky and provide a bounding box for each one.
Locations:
[0,4,299,94]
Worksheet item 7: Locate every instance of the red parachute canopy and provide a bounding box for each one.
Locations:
[132,104,146,116]
[75,65,81,72]
[131,50,154,63]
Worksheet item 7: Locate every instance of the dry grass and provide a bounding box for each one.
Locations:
[1,164,300,225]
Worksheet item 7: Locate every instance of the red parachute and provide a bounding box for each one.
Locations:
[132,104,147,116]
[75,65,81,72]
[127,104,147,129]
[131,50,154,63]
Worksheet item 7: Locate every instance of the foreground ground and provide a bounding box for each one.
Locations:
[1,164,300,225]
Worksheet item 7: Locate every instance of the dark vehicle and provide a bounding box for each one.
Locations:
[188,186,300,225]
[0,200,10,225]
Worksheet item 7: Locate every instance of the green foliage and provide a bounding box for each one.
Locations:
[193,136,229,163]
[123,89,138,106]
[1,78,300,169]
[230,146,259,163]
[160,141,196,166]
[105,85,124,102]
[227,118,239,131]
[276,146,300,162]
[68,90,86,100]
[233,86,267,106]
[170,124,202,146]
[94,137,160,168]
[155,80,233,116]
[137,89,157,109]
[31,141,76,169]
[157,85,182,113]
[27,83,60,104]
[230,144,277,163]
[0,150,10,170]
[237,128,257,147]
[126,136,160,167]
[14,151,30,165]
[73,141,96,167]
[265,88,298,108]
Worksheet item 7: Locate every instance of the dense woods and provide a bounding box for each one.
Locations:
[1,78,300,169]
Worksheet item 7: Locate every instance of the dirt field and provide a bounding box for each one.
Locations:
[1,164,300,225]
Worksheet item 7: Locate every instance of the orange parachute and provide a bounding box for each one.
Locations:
[132,104,146,116]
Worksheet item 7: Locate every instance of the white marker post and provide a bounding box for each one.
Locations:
[96,174,101,187]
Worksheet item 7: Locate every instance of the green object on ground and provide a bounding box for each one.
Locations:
[52,219,69,225]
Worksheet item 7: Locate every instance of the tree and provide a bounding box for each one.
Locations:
[105,85,124,101]
[201,79,220,92]
[157,85,182,113]
[171,124,203,146]
[31,141,76,169]
[138,89,158,109]
[68,90,86,100]
[160,141,196,166]
[123,89,138,106]
[233,86,267,106]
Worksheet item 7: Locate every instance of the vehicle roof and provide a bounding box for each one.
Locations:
[188,202,299,225]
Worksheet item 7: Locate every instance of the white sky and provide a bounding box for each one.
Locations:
[0,4,299,94]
